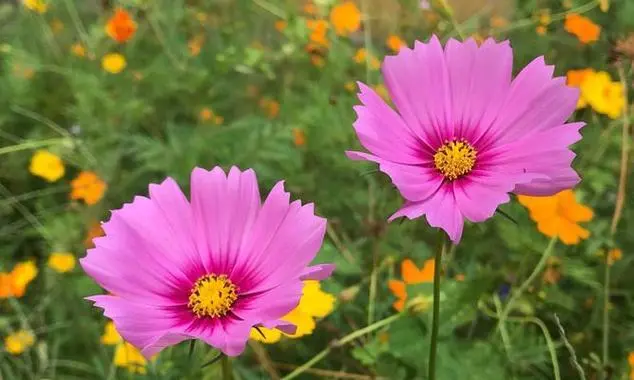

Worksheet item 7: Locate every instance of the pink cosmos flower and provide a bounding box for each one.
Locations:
[81,167,334,358]
[347,36,583,243]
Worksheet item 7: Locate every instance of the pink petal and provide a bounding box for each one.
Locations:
[444,38,513,142]
[232,182,327,293]
[353,83,430,163]
[190,167,260,274]
[300,264,336,281]
[88,295,191,358]
[389,185,464,244]
[382,36,451,148]
[481,122,583,196]
[345,151,443,202]
[80,178,204,303]
[480,57,579,147]
[453,178,511,223]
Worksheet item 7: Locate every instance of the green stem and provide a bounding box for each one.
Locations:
[281,313,403,380]
[221,356,233,380]
[428,236,446,380]
[600,255,610,380]
[0,138,69,155]
[499,236,557,325]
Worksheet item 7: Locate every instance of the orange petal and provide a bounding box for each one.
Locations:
[401,259,421,284]
[388,280,406,299]
[393,299,405,312]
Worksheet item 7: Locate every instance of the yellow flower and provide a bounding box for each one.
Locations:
[250,281,335,343]
[536,9,551,25]
[71,43,86,57]
[22,0,47,13]
[50,18,64,34]
[566,68,594,109]
[102,53,126,74]
[12,261,38,291]
[29,150,65,182]
[330,1,361,36]
[101,321,123,346]
[581,71,625,119]
[373,84,389,102]
[70,171,107,205]
[48,252,76,273]
[599,0,609,12]
[4,330,35,355]
[386,35,405,53]
[388,258,435,312]
[114,342,147,374]
[518,190,594,245]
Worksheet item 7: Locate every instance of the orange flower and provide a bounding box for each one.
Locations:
[344,81,356,92]
[564,13,600,44]
[310,55,325,68]
[275,20,287,32]
[518,190,594,245]
[536,25,547,36]
[307,19,329,48]
[292,128,306,146]
[330,2,361,36]
[353,48,380,70]
[199,107,223,125]
[303,2,317,15]
[388,258,434,311]
[259,98,280,119]
[0,261,38,299]
[105,8,137,43]
[386,35,405,53]
[188,35,205,56]
[542,266,561,285]
[70,171,107,206]
[84,221,104,249]
[607,248,622,265]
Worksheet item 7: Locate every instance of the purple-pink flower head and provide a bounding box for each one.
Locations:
[347,36,583,244]
[80,167,334,358]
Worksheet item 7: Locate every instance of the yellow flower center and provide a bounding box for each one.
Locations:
[188,274,238,318]
[433,140,477,181]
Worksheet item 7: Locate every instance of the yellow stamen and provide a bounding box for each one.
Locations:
[188,274,238,318]
[433,140,477,181]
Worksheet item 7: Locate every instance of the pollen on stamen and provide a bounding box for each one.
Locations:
[433,139,477,181]
[188,274,238,318]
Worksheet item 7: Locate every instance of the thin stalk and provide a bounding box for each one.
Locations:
[499,236,557,325]
[600,257,610,380]
[221,356,233,380]
[428,235,447,380]
[0,138,69,156]
[281,313,403,380]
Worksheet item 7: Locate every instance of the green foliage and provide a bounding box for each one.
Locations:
[0,0,633,379]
